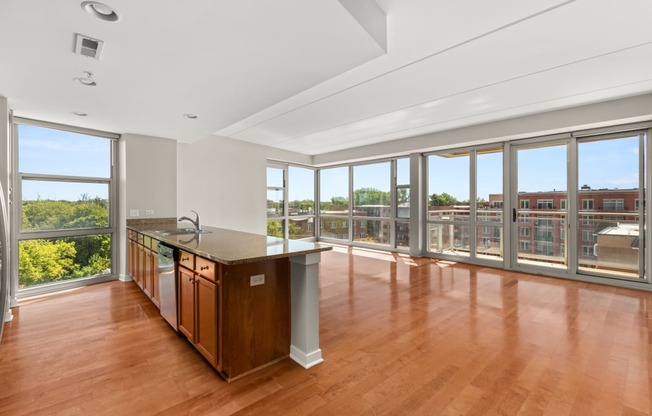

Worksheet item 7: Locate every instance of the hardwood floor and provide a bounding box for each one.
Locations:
[2,246,652,415]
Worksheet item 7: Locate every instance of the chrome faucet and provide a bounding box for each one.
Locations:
[178,210,202,233]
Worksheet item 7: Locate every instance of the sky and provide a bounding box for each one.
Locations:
[19,125,110,201]
[22,124,641,204]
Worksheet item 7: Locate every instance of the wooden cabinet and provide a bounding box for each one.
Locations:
[127,230,160,308]
[195,276,218,367]
[220,259,289,380]
[128,227,293,382]
[178,251,221,369]
[178,266,195,340]
[176,250,289,382]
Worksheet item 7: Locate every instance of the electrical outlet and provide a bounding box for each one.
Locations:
[130,209,139,217]
[250,274,265,286]
[145,209,154,215]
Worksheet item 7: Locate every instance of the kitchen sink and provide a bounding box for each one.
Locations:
[152,228,213,236]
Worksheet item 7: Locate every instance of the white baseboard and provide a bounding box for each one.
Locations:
[290,345,324,369]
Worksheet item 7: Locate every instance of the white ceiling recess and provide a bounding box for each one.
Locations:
[1,0,652,156]
[219,0,652,155]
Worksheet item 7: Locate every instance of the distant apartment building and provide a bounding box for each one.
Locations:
[490,186,639,272]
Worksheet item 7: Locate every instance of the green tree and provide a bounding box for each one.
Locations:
[267,220,283,238]
[429,192,457,207]
[397,188,409,204]
[19,239,77,287]
[353,188,390,206]
[19,196,111,287]
[288,222,303,239]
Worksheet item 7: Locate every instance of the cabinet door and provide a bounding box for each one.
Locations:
[195,276,218,367]
[151,251,160,308]
[136,245,145,288]
[143,248,152,297]
[178,267,195,341]
[127,239,134,278]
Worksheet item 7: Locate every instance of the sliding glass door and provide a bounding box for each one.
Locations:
[426,146,503,263]
[576,133,645,279]
[512,141,569,272]
[509,130,647,281]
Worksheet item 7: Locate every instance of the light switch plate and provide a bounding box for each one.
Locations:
[130,209,139,217]
[250,274,265,286]
[145,209,154,215]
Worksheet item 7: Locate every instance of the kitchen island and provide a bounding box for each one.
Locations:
[127,223,331,382]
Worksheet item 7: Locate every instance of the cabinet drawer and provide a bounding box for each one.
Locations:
[179,250,195,270]
[196,257,217,282]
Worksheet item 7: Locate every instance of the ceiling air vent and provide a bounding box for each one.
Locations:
[74,33,104,60]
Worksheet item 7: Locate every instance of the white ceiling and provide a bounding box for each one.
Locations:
[2,0,652,156]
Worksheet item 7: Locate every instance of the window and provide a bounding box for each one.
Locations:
[491,201,503,209]
[266,166,285,238]
[635,199,640,210]
[395,158,411,250]
[267,164,316,239]
[560,229,565,241]
[353,162,391,245]
[577,133,643,278]
[482,226,491,234]
[15,121,116,291]
[536,215,553,228]
[288,166,316,239]
[520,200,529,209]
[520,214,530,223]
[520,241,530,251]
[535,242,553,255]
[319,166,349,241]
[537,199,553,209]
[560,199,567,209]
[519,227,530,237]
[603,199,624,211]
[535,230,553,241]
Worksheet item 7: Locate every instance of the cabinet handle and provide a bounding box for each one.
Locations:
[200,266,209,271]
[181,257,190,262]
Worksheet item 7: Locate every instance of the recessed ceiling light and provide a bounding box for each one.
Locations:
[73,111,88,117]
[81,1,120,22]
[73,77,97,87]
[183,114,198,119]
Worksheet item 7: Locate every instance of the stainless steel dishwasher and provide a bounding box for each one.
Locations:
[158,243,178,330]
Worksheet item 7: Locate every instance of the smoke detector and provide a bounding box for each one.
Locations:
[74,33,104,60]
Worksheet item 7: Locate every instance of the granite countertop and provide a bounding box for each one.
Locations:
[128,223,332,265]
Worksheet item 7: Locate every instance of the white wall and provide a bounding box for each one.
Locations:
[124,134,177,219]
[177,135,310,235]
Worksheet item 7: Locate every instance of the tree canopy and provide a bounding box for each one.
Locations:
[19,198,110,288]
[429,192,458,207]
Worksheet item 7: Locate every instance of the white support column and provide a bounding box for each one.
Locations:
[289,252,323,369]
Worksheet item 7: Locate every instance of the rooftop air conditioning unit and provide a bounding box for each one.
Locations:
[74,33,104,60]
